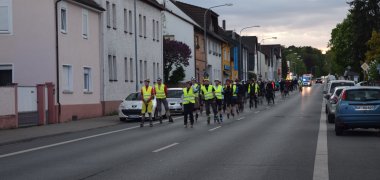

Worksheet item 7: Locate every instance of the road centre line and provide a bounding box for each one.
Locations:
[152,143,179,153]
[313,99,329,180]
[208,126,222,132]
[237,117,245,121]
[0,116,183,159]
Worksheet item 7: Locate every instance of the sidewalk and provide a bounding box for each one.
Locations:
[0,115,121,146]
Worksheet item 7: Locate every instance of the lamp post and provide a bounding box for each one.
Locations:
[203,3,232,79]
[259,37,277,78]
[239,25,260,81]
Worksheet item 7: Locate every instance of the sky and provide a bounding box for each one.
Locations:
[181,0,350,53]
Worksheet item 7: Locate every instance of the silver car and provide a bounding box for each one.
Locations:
[324,80,355,116]
[325,86,346,123]
[167,88,183,114]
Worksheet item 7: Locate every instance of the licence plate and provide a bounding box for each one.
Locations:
[355,105,375,111]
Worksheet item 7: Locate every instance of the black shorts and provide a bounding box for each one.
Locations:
[231,97,238,105]
[215,99,223,110]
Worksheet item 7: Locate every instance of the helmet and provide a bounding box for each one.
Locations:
[191,77,196,81]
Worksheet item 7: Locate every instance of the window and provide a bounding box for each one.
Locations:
[82,9,88,38]
[123,9,127,33]
[0,64,12,86]
[130,58,134,81]
[139,60,142,81]
[156,21,159,41]
[0,0,12,34]
[156,63,159,78]
[152,20,155,40]
[83,67,92,92]
[143,16,146,38]
[138,14,142,37]
[128,10,132,33]
[153,62,156,81]
[60,7,67,33]
[124,57,128,82]
[108,55,117,81]
[112,3,116,29]
[144,61,147,80]
[106,1,110,28]
[62,65,73,92]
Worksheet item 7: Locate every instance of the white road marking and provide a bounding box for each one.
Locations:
[313,99,329,180]
[0,125,140,159]
[0,116,183,159]
[254,111,260,114]
[237,117,245,121]
[152,143,179,153]
[208,126,222,132]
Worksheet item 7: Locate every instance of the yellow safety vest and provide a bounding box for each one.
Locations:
[201,85,214,100]
[248,83,259,94]
[155,84,166,99]
[226,85,237,97]
[214,85,223,100]
[141,86,152,101]
[183,88,195,104]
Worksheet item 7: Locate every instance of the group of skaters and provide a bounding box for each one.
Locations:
[139,77,302,128]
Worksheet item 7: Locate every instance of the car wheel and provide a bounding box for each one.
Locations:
[119,117,126,122]
[325,105,328,114]
[327,113,334,123]
[335,123,344,136]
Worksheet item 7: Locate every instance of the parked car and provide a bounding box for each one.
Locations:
[167,88,184,114]
[325,86,346,123]
[119,92,161,121]
[316,78,323,84]
[324,80,355,113]
[335,87,380,135]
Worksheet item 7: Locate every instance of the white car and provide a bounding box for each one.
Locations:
[167,88,184,114]
[119,92,161,121]
[325,86,347,123]
[324,80,355,115]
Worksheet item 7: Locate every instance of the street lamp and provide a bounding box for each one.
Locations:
[239,25,260,81]
[259,37,277,77]
[203,3,233,79]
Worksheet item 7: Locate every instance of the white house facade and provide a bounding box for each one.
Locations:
[159,0,197,83]
[95,0,163,114]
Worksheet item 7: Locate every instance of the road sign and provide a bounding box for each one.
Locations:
[361,63,369,71]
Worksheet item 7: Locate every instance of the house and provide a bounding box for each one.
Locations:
[242,36,259,79]
[94,0,164,115]
[174,1,225,82]
[223,30,249,81]
[261,44,282,81]
[0,0,105,124]
[157,0,198,83]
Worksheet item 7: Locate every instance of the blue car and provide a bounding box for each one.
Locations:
[335,87,380,136]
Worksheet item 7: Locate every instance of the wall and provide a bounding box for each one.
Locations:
[0,85,17,129]
[0,0,56,86]
[207,37,222,82]
[194,31,206,82]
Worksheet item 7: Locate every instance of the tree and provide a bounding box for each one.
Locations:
[163,39,192,84]
[365,30,380,80]
[168,66,186,84]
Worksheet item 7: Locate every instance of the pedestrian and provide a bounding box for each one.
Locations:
[214,79,224,123]
[201,78,217,124]
[248,79,260,109]
[154,77,173,123]
[191,77,201,121]
[223,79,234,119]
[265,81,275,104]
[236,79,244,114]
[140,79,154,127]
[183,81,195,128]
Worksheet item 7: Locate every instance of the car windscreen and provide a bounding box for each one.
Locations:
[167,90,183,98]
[346,89,380,101]
[125,93,142,101]
[330,82,354,93]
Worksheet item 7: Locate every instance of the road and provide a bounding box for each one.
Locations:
[1,84,380,180]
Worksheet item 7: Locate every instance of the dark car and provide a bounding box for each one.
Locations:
[316,78,323,84]
[334,87,380,135]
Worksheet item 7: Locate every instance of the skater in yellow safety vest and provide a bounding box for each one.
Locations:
[140,79,154,127]
[214,79,224,123]
[154,78,174,123]
[201,78,217,124]
[182,81,195,128]
[191,77,201,121]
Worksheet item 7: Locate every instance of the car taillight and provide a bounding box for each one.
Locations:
[341,90,346,100]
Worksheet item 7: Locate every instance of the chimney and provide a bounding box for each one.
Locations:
[222,20,226,30]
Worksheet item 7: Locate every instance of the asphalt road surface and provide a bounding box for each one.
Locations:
[1,84,380,180]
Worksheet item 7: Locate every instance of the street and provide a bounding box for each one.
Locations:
[1,84,380,180]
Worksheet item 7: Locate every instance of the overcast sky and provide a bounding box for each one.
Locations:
[180,0,350,53]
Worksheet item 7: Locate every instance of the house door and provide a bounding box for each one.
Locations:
[18,86,39,127]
